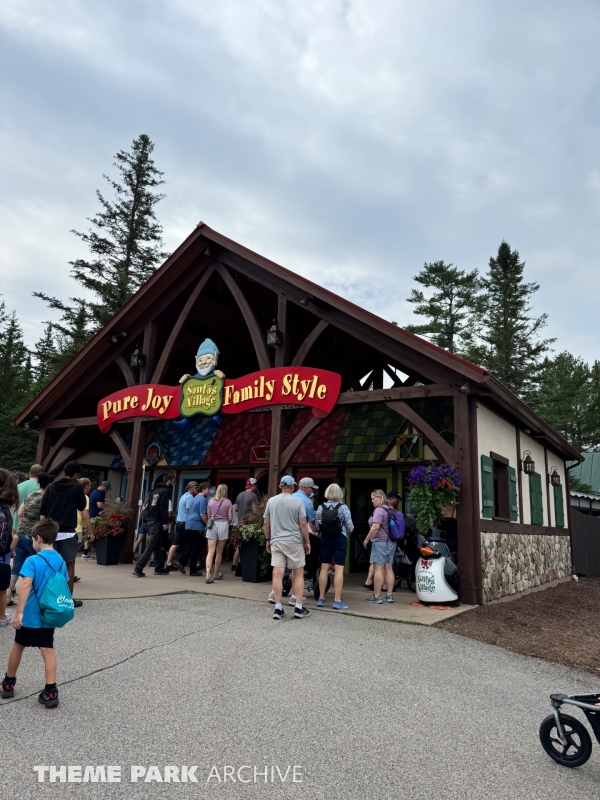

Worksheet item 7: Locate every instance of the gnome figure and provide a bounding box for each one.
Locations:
[179,338,225,383]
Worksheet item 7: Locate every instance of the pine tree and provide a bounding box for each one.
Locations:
[33,323,57,387]
[468,241,554,397]
[70,134,168,326]
[31,297,96,374]
[33,134,168,340]
[405,261,483,354]
[531,352,600,451]
[0,302,38,469]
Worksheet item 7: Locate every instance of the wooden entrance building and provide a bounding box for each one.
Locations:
[15,224,581,605]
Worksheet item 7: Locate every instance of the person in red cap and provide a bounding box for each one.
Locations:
[232,478,259,571]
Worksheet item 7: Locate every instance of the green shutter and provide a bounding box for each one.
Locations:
[554,484,565,527]
[509,466,518,521]
[529,473,543,525]
[481,455,494,518]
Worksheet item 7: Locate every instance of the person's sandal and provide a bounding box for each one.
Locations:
[214,572,223,580]
[205,577,214,584]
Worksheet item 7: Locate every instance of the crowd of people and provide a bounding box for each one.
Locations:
[0,461,412,706]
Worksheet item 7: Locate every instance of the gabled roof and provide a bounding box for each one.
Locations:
[15,223,581,461]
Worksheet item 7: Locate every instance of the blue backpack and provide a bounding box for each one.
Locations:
[33,554,75,628]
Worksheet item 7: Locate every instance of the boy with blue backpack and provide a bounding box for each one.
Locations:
[1,518,74,708]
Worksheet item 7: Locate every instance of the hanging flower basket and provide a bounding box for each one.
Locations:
[407,464,461,535]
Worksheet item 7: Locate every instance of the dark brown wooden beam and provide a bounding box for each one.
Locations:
[35,429,48,465]
[453,392,482,605]
[337,384,455,405]
[268,407,284,497]
[479,520,569,537]
[515,427,523,523]
[116,355,137,388]
[386,401,455,466]
[108,428,131,471]
[121,419,146,563]
[43,427,77,471]
[49,447,87,478]
[152,262,216,383]
[39,417,99,430]
[280,414,324,471]
[275,294,289,368]
[291,319,329,367]
[215,262,271,371]
[140,322,157,385]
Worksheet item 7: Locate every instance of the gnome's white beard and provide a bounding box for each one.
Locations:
[196,361,215,377]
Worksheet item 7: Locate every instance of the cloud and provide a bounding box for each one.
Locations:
[1,0,599,360]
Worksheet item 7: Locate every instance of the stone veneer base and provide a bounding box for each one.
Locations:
[481,531,571,603]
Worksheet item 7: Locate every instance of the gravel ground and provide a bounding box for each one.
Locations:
[437,577,600,675]
[0,593,599,800]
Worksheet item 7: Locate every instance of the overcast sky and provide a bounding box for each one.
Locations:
[1,0,599,363]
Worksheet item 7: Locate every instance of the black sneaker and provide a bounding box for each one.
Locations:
[132,570,145,578]
[154,568,170,575]
[294,607,310,619]
[1,676,16,698]
[178,565,186,574]
[73,599,83,608]
[38,688,59,709]
[272,607,284,620]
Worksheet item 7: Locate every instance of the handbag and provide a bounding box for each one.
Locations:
[207,500,224,530]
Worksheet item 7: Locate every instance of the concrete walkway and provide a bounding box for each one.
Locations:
[1,593,598,799]
[70,557,474,625]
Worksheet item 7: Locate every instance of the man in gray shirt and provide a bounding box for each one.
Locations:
[264,476,310,620]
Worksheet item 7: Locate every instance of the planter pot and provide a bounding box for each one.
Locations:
[95,533,125,566]
[240,540,267,583]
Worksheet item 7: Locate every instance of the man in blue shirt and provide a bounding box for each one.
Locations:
[293,477,318,533]
[88,481,110,518]
[166,482,198,570]
[179,482,210,576]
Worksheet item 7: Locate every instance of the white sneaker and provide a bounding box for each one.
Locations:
[288,594,307,606]
[268,591,275,604]
[0,614,12,627]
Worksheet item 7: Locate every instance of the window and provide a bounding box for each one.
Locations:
[481,452,518,521]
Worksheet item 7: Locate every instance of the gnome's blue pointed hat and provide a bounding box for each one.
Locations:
[196,338,219,358]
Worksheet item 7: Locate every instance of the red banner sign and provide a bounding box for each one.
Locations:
[97,368,341,433]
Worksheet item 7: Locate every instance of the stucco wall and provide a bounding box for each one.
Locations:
[481,531,571,601]
[519,433,548,526]
[476,403,520,521]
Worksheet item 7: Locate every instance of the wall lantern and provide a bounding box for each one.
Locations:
[130,347,146,369]
[110,331,127,345]
[521,450,535,474]
[266,320,283,348]
[549,467,561,486]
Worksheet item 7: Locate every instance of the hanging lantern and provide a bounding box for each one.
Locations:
[550,467,561,486]
[130,347,146,368]
[522,450,535,474]
[267,320,283,348]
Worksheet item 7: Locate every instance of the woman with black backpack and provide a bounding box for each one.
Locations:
[315,483,354,610]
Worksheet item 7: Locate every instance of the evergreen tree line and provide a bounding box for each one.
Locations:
[0,133,597,473]
[405,248,600,454]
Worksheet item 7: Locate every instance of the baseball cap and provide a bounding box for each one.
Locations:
[280,475,297,487]
[245,477,258,490]
[299,477,319,490]
[186,481,199,489]
[387,490,400,499]
[100,481,111,490]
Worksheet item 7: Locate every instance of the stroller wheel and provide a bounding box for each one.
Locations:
[539,713,592,767]
[407,568,416,593]
[282,574,292,597]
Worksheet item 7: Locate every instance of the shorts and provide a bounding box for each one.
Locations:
[206,520,229,541]
[271,540,305,570]
[15,626,55,649]
[370,540,397,565]
[54,534,80,564]
[0,562,11,592]
[174,521,186,546]
[11,533,36,576]
[319,534,347,567]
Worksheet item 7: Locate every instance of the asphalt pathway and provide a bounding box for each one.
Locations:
[0,593,598,799]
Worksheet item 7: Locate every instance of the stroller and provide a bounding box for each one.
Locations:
[393,515,423,592]
[540,693,600,767]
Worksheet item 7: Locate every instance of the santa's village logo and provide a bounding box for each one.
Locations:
[97,338,341,433]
